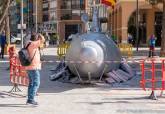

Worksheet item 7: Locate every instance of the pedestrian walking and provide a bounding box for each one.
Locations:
[127,33,133,44]
[25,33,45,105]
[0,31,7,59]
[45,32,50,47]
[148,34,156,57]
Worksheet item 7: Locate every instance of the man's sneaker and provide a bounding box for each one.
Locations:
[26,100,38,106]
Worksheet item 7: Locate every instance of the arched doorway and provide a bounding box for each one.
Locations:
[127,6,163,47]
[127,11,147,46]
[155,12,162,46]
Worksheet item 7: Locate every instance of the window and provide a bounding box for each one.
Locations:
[43,3,48,8]
[61,0,71,9]
[50,1,57,9]
[43,14,49,22]
[50,11,57,21]
[72,0,80,9]
[60,0,85,20]
[155,12,162,25]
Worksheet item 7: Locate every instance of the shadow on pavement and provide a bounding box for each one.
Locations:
[76,96,165,105]
[102,96,151,101]
[0,91,26,98]
[0,104,34,108]
[76,101,131,105]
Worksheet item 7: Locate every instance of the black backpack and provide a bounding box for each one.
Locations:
[18,42,37,66]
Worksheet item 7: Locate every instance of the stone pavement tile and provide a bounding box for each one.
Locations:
[0,88,165,114]
[0,47,164,114]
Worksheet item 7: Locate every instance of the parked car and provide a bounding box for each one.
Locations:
[11,35,21,44]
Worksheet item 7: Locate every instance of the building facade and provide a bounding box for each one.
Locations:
[56,0,110,41]
[10,0,40,34]
[33,0,43,32]
[11,0,110,43]
[109,0,163,46]
[10,0,30,35]
[87,0,109,32]
[40,0,56,33]
[56,0,87,42]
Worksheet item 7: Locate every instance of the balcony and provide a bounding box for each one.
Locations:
[43,0,49,3]
[60,5,68,9]
[61,14,72,20]
[60,10,85,20]
[60,4,85,10]
[72,4,85,9]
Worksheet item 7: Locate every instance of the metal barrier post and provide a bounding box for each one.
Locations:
[9,84,22,93]
[149,60,157,100]
[162,60,165,90]
[160,60,165,96]
[151,60,155,91]
[140,60,145,90]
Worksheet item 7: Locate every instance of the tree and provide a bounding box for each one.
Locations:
[0,0,13,43]
[0,0,10,27]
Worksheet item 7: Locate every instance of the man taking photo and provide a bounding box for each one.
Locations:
[25,33,45,105]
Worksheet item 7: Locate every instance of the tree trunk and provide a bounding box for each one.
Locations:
[161,1,165,56]
[0,20,5,33]
[0,0,10,25]
[5,15,10,44]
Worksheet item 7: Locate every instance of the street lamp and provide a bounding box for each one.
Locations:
[136,0,139,51]
[35,0,37,33]
[21,0,24,48]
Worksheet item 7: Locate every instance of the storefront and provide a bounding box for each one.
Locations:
[109,0,163,46]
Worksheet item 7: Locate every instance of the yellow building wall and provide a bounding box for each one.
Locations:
[109,0,159,44]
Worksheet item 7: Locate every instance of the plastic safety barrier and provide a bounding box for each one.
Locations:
[57,43,70,59]
[118,43,133,58]
[5,44,16,55]
[40,43,45,49]
[9,47,28,92]
[140,58,165,100]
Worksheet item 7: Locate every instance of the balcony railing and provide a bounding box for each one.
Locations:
[59,9,85,20]
[60,4,85,10]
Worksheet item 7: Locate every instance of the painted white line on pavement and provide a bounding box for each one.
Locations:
[0,61,9,63]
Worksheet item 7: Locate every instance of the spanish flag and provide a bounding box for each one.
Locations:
[101,0,116,7]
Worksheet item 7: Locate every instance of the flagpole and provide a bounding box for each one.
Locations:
[35,0,38,33]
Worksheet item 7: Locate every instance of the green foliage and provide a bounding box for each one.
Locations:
[50,33,59,41]
[111,35,117,41]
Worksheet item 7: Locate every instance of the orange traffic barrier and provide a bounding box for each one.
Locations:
[140,58,165,100]
[9,47,29,92]
[5,44,16,55]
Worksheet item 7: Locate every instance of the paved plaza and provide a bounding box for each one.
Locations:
[0,47,165,114]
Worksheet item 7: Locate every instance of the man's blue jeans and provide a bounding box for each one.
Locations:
[27,70,40,101]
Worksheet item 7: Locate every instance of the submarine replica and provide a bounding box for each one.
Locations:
[50,7,134,84]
